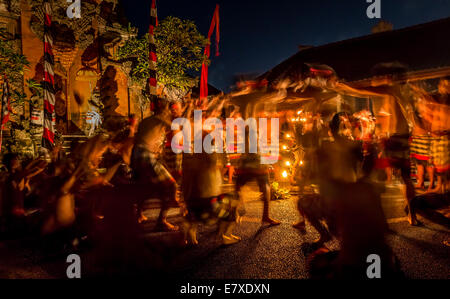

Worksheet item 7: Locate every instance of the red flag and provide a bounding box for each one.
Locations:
[149,0,158,97]
[208,4,220,57]
[1,77,11,127]
[199,4,220,102]
[0,76,11,152]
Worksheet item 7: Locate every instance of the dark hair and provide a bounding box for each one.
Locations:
[330,112,348,137]
[153,98,169,114]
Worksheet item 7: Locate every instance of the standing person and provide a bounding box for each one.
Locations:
[330,72,419,226]
[182,147,240,245]
[235,128,280,225]
[406,83,438,191]
[410,133,434,190]
[232,80,285,225]
[163,102,184,184]
[372,83,418,226]
[131,100,179,231]
[309,113,398,278]
[427,77,450,193]
[292,113,321,230]
[311,112,363,247]
[230,82,282,225]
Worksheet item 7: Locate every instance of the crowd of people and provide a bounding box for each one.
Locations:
[285,75,449,278]
[0,73,448,278]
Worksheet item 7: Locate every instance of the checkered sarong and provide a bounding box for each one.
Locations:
[410,135,432,161]
[185,193,238,224]
[430,134,450,173]
[131,145,175,184]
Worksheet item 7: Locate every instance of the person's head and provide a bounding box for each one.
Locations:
[330,112,352,139]
[2,153,21,173]
[155,98,169,114]
[170,102,183,118]
[153,99,172,126]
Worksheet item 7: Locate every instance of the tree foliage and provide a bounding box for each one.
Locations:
[0,28,30,103]
[0,28,37,156]
[118,16,209,94]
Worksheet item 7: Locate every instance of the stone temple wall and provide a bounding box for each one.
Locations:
[3,0,141,139]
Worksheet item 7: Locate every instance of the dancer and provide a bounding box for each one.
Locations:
[330,72,419,226]
[428,77,450,193]
[308,113,398,278]
[182,148,240,245]
[131,100,179,230]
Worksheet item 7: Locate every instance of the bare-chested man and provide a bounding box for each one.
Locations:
[131,100,179,231]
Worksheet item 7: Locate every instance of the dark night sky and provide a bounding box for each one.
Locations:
[121,0,450,92]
